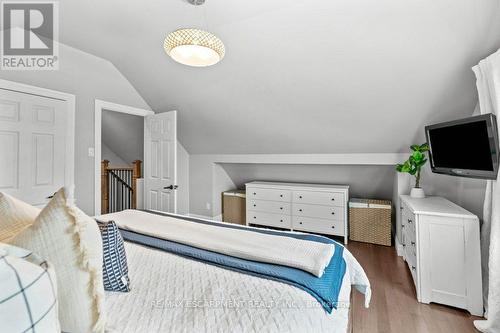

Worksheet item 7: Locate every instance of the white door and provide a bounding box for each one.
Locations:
[0,89,69,207]
[144,111,177,213]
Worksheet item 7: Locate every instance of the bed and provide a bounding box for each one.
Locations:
[98,210,371,333]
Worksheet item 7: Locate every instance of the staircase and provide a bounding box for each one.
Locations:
[101,160,142,214]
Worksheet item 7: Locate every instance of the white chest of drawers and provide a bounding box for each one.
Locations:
[245,181,349,244]
[400,195,483,316]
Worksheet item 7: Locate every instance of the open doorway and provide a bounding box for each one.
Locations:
[94,100,154,216]
[101,110,144,214]
[94,100,180,217]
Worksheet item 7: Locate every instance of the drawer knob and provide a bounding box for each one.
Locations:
[331,212,335,215]
[280,219,283,222]
[331,226,335,229]
[299,222,303,225]
[411,241,415,246]
[299,196,303,199]
[280,207,283,210]
[331,198,335,201]
[299,209,303,212]
[253,192,256,195]
[253,204,256,207]
[253,216,256,219]
[280,194,283,197]
[402,225,405,228]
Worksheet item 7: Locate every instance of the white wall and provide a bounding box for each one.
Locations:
[191,152,486,225]
[211,164,237,219]
[102,110,144,165]
[418,165,486,218]
[0,42,151,214]
[221,163,394,197]
[189,154,403,218]
[176,142,190,215]
[102,143,128,167]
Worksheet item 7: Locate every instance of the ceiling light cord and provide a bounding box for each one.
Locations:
[188,0,210,32]
[187,0,205,6]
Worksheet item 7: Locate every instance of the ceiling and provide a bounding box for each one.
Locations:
[102,110,144,164]
[60,0,500,154]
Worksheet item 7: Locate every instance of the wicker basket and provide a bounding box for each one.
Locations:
[349,199,392,246]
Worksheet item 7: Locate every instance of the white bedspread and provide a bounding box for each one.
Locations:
[106,242,357,333]
[99,210,334,277]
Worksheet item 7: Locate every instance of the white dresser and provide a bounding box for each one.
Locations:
[245,181,349,244]
[400,195,483,316]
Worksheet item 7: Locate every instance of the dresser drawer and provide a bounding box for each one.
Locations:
[247,211,291,229]
[409,261,418,288]
[405,213,416,238]
[246,187,291,202]
[401,207,416,237]
[293,190,344,207]
[247,200,291,215]
[403,228,418,288]
[404,234,417,265]
[292,203,344,220]
[292,216,344,236]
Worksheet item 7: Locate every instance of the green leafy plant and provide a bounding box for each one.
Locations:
[396,143,430,188]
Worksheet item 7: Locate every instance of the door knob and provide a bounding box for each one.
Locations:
[164,185,179,190]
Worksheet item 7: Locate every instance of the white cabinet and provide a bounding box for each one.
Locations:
[400,195,483,316]
[246,181,349,244]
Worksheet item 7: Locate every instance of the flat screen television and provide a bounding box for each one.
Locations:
[425,113,499,179]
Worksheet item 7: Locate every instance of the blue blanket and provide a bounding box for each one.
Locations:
[119,211,347,313]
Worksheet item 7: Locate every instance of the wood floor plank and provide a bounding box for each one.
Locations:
[347,241,481,333]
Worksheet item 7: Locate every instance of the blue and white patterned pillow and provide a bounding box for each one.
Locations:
[97,221,130,292]
[0,243,60,332]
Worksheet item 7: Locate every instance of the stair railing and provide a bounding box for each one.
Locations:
[101,160,142,214]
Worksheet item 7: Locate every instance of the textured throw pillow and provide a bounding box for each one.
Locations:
[97,220,130,292]
[10,188,106,333]
[0,243,60,333]
[0,192,40,242]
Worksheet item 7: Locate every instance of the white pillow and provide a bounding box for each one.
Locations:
[0,192,40,242]
[10,188,106,333]
[0,243,60,333]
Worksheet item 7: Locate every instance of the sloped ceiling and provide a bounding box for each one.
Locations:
[60,0,500,154]
[101,110,144,164]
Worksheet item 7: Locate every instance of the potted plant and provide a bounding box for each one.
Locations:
[396,143,430,198]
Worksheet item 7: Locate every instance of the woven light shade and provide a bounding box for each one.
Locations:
[164,28,225,67]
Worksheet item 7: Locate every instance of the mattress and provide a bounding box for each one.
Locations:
[105,241,353,333]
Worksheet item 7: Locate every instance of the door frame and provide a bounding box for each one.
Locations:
[94,99,154,216]
[0,78,76,191]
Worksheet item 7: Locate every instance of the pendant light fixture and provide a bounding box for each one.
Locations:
[164,0,225,67]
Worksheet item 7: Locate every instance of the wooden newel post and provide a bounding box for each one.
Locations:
[132,160,142,209]
[101,160,109,214]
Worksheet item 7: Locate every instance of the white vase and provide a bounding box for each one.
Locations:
[410,187,425,198]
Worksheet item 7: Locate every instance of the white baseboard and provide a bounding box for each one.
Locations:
[188,213,213,220]
[395,236,404,257]
[187,214,223,223]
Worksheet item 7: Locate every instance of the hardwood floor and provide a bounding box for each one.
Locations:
[347,241,481,333]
